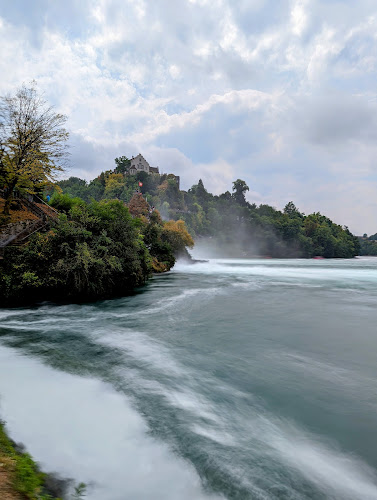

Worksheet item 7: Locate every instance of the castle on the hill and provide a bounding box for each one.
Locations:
[128,154,180,188]
[129,154,159,175]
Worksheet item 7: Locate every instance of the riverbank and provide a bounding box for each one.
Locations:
[0,420,62,499]
[0,420,87,500]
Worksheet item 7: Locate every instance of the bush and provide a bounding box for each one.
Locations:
[50,192,84,212]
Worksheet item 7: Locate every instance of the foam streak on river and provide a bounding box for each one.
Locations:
[1,257,377,499]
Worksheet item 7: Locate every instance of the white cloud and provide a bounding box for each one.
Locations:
[291,0,309,37]
[1,0,377,232]
[129,88,277,145]
[144,146,234,194]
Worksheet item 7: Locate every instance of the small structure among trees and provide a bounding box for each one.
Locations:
[122,153,180,188]
[129,154,156,175]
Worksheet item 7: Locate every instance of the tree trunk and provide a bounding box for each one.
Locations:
[2,179,17,216]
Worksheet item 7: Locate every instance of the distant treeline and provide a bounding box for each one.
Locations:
[56,159,360,259]
[358,234,377,256]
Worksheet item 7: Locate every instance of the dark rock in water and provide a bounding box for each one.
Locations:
[43,473,72,498]
[177,254,208,265]
[177,248,208,264]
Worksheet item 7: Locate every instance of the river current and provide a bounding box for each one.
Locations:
[1,257,377,499]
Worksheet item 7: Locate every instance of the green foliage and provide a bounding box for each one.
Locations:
[143,209,175,270]
[162,219,194,257]
[0,191,195,304]
[72,482,87,499]
[114,155,131,174]
[0,199,149,304]
[50,191,85,212]
[0,420,16,455]
[232,179,249,206]
[46,166,359,261]
[284,201,303,217]
[359,238,377,255]
[57,177,88,200]
[182,179,357,258]
[104,173,125,199]
[14,452,45,498]
[0,83,69,215]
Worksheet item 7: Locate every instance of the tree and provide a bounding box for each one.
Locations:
[232,179,249,205]
[104,173,125,199]
[114,156,130,174]
[0,83,69,214]
[162,219,194,256]
[128,192,150,217]
[284,201,302,217]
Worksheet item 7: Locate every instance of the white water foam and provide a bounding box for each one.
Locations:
[94,328,377,499]
[0,345,223,500]
[174,258,377,287]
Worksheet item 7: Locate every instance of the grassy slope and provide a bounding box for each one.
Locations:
[0,421,60,500]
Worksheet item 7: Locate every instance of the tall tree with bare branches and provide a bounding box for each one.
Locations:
[0,83,69,214]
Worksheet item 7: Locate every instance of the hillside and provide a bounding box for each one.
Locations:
[54,160,360,259]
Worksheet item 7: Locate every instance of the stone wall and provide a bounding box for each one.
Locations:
[0,220,40,247]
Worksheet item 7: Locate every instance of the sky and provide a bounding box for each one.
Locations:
[0,0,376,234]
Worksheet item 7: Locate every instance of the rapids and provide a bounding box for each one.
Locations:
[1,257,377,499]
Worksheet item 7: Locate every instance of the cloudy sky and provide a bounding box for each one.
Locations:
[1,0,377,233]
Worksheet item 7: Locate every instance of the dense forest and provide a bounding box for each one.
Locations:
[55,157,360,259]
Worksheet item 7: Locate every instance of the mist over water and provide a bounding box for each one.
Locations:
[1,257,377,499]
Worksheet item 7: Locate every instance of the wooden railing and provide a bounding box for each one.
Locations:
[33,194,59,216]
[0,189,58,218]
[14,220,47,244]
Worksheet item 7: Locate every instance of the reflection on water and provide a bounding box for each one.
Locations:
[1,257,377,499]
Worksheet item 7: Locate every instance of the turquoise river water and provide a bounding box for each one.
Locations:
[0,257,377,499]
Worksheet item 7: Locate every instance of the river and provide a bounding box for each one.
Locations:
[1,257,377,499]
